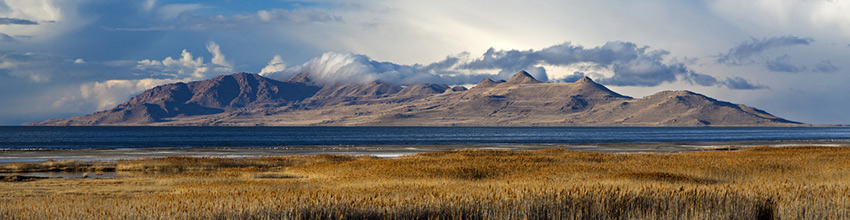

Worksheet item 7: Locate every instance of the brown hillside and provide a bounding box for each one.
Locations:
[28,71,801,126]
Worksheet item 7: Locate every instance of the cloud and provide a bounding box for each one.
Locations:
[111,7,343,31]
[812,60,839,73]
[714,36,839,74]
[2,0,850,125]
[49,44,233,118]
[0,17,38,25]
[30,42,237,114]
[156,4,204,19]
[78,78,179,110]
[458,47,549,81]
[455,41,755,88]
[0,1,84,46]
[716,36,814,65]
[0,50,183,124]
[205,41,231,67]
[0,1,62,22]
[683,71,720,87]
[721,76,767,90]
[136,41,232,79]
[765,54,807,73]
[0,52,69,82]
[254,8,344,24]
[259,55,286,76]
[0,33,15,42]
[267,51,416,85]
[261,41,762,90]
[763,55,840,74]
[106,26,178,31]
[81,42,232,109]
[558,72,590,83]
[136,50,206,78]
[262,51,492,86]
[205,8,344,26]
[142,0,157,12]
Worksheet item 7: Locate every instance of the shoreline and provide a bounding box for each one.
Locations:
[2,140,849,163]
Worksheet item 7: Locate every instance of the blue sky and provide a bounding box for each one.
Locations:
[1,0,849,125]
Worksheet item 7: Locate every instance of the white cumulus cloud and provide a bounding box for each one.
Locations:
[136,41,231,79]
[78,78,179,110]
[206,41,231,67]
[264,41,763,90]
[70,42,235,111]
[259,55,286,76]
[272,51,416,85]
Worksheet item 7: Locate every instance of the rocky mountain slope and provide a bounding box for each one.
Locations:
[29,71,801,126]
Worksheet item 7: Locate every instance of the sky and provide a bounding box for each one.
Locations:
[0,0,848,125]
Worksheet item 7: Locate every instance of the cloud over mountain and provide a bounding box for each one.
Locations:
[1,42,237,116]
[0,37,774,125]
[260,51,492,86]
[2,0,850,125]
[261,41,763,90]
[136,41,231,79]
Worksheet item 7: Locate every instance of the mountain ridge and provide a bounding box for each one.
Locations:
[27,71,802,126]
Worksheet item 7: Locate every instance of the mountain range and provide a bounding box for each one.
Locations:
[28,71,802,126]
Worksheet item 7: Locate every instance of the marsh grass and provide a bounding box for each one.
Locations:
[0,160,116,173]
[0,175,48,182]
[0,154,368,173]
[1,146,849,219]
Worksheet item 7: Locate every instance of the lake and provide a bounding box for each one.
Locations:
[2,126,849,150]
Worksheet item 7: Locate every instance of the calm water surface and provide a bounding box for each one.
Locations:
[1,126,849,150]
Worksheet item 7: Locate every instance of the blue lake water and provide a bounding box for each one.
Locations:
[1,126,849,150]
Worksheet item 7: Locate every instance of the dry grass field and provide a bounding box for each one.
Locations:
[1,146,849,219]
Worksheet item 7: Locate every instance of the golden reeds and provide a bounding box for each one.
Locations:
[1,146,849,219]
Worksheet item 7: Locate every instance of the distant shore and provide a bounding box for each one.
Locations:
[2,140,848,163]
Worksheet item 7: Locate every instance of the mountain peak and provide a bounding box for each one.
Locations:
[449,85,468,92]
[472,78,504,89]
[505,71,542,84]
[575,76,594,84]
[397,84,451,96]
[287,72,315,85]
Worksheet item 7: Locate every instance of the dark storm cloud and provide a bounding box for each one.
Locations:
[765,54,807,73]
[0,17,38,25]
[558,72,589,83]
[721,76,767,90]
[262,41,764,90]
[455,41,760,89]
[764,55,840,74]
[716,36,813,65]
[812,60,839,73]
